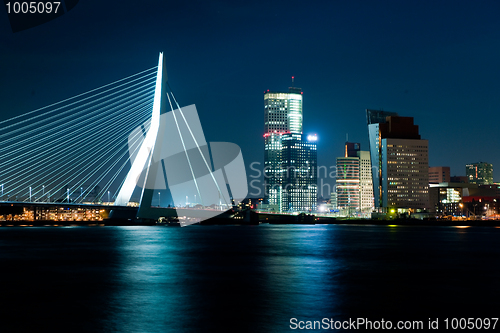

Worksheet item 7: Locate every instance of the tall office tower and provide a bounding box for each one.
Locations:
[466,162,493,185]
[263,86,317,212]
[336,156,360,211]
[358,150,374,212]
[367,111,429,210]
[336,142,374,214]
[366,109,398,208]
[281,133,317,212]
[429,166,450,184]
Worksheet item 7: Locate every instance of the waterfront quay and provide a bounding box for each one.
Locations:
[1,201,500,227]
[0,201,137,226]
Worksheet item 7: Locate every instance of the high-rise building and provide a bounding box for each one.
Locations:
[367,110,429,210]
[335,142,374,214]
[367,109,398,208]
[281,133,317,212]
[429,166,450,184]
[336,156,360,211]
[263,86,317,212]
[358,150,374,212]
[466,162,493,185]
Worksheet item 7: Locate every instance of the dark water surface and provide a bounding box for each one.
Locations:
[1,225,499,332]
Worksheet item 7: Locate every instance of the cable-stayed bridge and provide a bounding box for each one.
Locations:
[0,53,247,225]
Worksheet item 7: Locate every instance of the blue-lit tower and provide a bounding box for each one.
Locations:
[263,84,317,212]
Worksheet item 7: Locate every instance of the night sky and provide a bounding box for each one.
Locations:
[1,0,500,196]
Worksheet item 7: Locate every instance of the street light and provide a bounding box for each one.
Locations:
[158,192,161,207]
[29,186,32,202]
[42,185,45,202]
[108,191,110,204]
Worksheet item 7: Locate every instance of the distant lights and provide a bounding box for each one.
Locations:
[307,134,318,141]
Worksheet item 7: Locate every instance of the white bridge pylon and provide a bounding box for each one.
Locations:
[114,53,248,221]
[114,53,166,207]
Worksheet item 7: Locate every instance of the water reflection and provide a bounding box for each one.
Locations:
[0,225,499,332]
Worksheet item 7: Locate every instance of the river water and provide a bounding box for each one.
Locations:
[1,224,499,332]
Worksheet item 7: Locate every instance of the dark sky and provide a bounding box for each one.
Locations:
[1,0,500,194]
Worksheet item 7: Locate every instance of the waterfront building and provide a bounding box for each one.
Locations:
[280,133,317,212]
[429,182,472,215]
[466,162,493,185]
[358,150,374,212]
[335,142,374,215]
[336,156,360,212]
[367,109,398,208]
[367,110,429,210]
[263,85,317,212]
[429,181,500,217]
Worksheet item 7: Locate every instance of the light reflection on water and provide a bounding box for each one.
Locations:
[0,225,499,332]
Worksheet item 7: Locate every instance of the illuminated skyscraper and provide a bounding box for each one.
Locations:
[367,111,429,210]
[358,151,374,212]
[336,156,360,211]
[281,133,317,212]
[264,87,302,135]
[263,85,317,212]
[336,142,374,215]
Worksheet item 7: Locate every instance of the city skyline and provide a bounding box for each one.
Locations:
[1,1,500,185]
[2,3,500,332]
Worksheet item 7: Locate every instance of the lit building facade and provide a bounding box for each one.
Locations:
[466,162,493,185]
[358,150,374,212]
[336,157,360,210]
[429,182,471,216]
[367,111,429,210]
[263,86,317,212]
[330,191,338,210]
[336,142,374,214]
[281,133,317,212]
[382,138,429,209]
